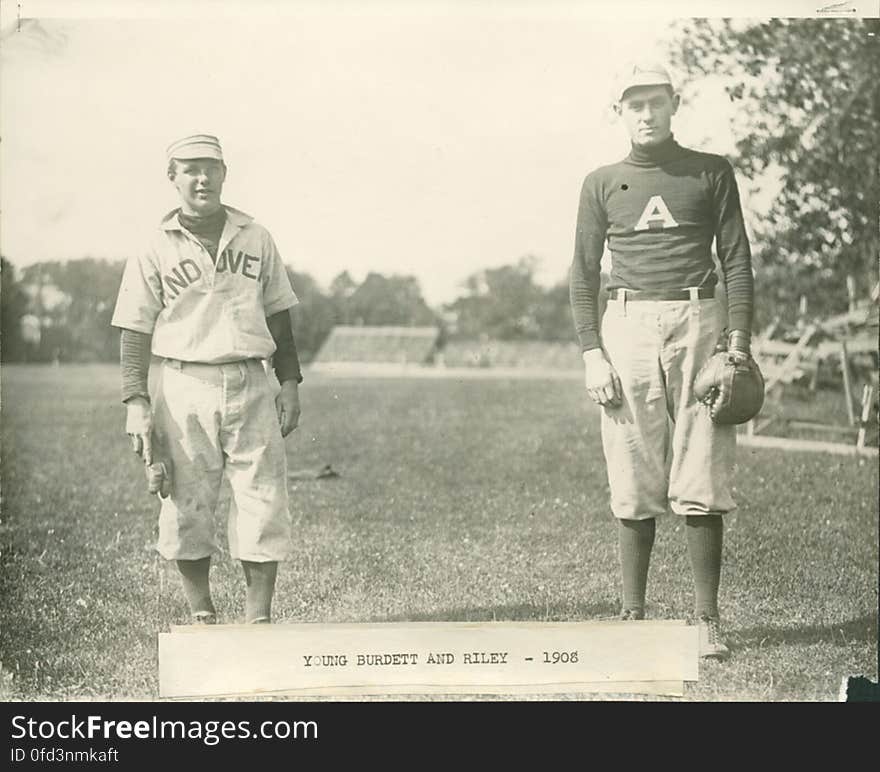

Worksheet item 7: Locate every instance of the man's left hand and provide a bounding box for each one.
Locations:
[275,380,301,437]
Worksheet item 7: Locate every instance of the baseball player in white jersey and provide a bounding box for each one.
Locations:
[112,134,303,624]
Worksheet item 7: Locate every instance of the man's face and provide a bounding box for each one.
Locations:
[616,85,679,146]
[171,158,226,216]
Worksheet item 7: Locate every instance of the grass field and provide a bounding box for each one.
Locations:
[1,364,877,701]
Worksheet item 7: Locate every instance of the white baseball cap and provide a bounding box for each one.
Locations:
[165,134,224,162]
[617,62,674,102]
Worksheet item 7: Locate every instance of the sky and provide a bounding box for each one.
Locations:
[0,0,838,306]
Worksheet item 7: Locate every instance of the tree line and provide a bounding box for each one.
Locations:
[0,255,579,364]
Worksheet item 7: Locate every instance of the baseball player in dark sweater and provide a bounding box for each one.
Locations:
[569,63,755,659]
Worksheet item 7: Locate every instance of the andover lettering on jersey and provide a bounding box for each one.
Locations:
[164,258,203,299]
[216,249,261,279]
[163,250,261,300]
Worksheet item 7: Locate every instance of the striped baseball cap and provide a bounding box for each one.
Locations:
[617,62,674,101]
[165,134,224,162]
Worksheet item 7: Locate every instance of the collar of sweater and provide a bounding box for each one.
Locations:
[626,135,685,167]
[177,206,227,235]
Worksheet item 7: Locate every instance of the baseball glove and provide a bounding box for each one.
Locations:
[693,339,765,425]
[144,429,172,498]
[145,458,172,498]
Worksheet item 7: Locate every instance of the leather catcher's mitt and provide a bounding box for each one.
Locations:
[145,459,172,498]
[693,343,765,425]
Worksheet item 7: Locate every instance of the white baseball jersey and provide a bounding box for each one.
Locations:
[112,206,298,363]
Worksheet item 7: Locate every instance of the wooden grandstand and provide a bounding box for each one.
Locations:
[441,339,582,370]
[312,325,441,366]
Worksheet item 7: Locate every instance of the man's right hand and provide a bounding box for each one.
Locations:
[125,396,153,464]
[582,348,623,408]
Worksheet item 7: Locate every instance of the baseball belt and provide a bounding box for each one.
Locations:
[607,287,715,301]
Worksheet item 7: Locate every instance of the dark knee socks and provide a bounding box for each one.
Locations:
[176,557,215,616]
[618,515,724,619]
[618,518,656,615]
[686,514,723,619]
[242,560,278,623]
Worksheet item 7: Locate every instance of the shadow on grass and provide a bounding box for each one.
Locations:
[381,600,620,623]
[731,612,878,649]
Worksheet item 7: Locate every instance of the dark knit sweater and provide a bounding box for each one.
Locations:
[569,136,754,351]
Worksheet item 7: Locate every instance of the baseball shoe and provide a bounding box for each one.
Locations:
[192,611,217,625]
[620,608,645,620]
[697,615,730,661]
[249,616,271,624]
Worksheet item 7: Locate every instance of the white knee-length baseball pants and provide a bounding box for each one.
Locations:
[599,293,736,520]
[150,358,291,561]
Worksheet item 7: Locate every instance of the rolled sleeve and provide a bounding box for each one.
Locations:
[111,251,164,334]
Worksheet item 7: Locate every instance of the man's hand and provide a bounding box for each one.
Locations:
[275,380,301,437]
[582,348,623,408]
[125,396,153,464]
